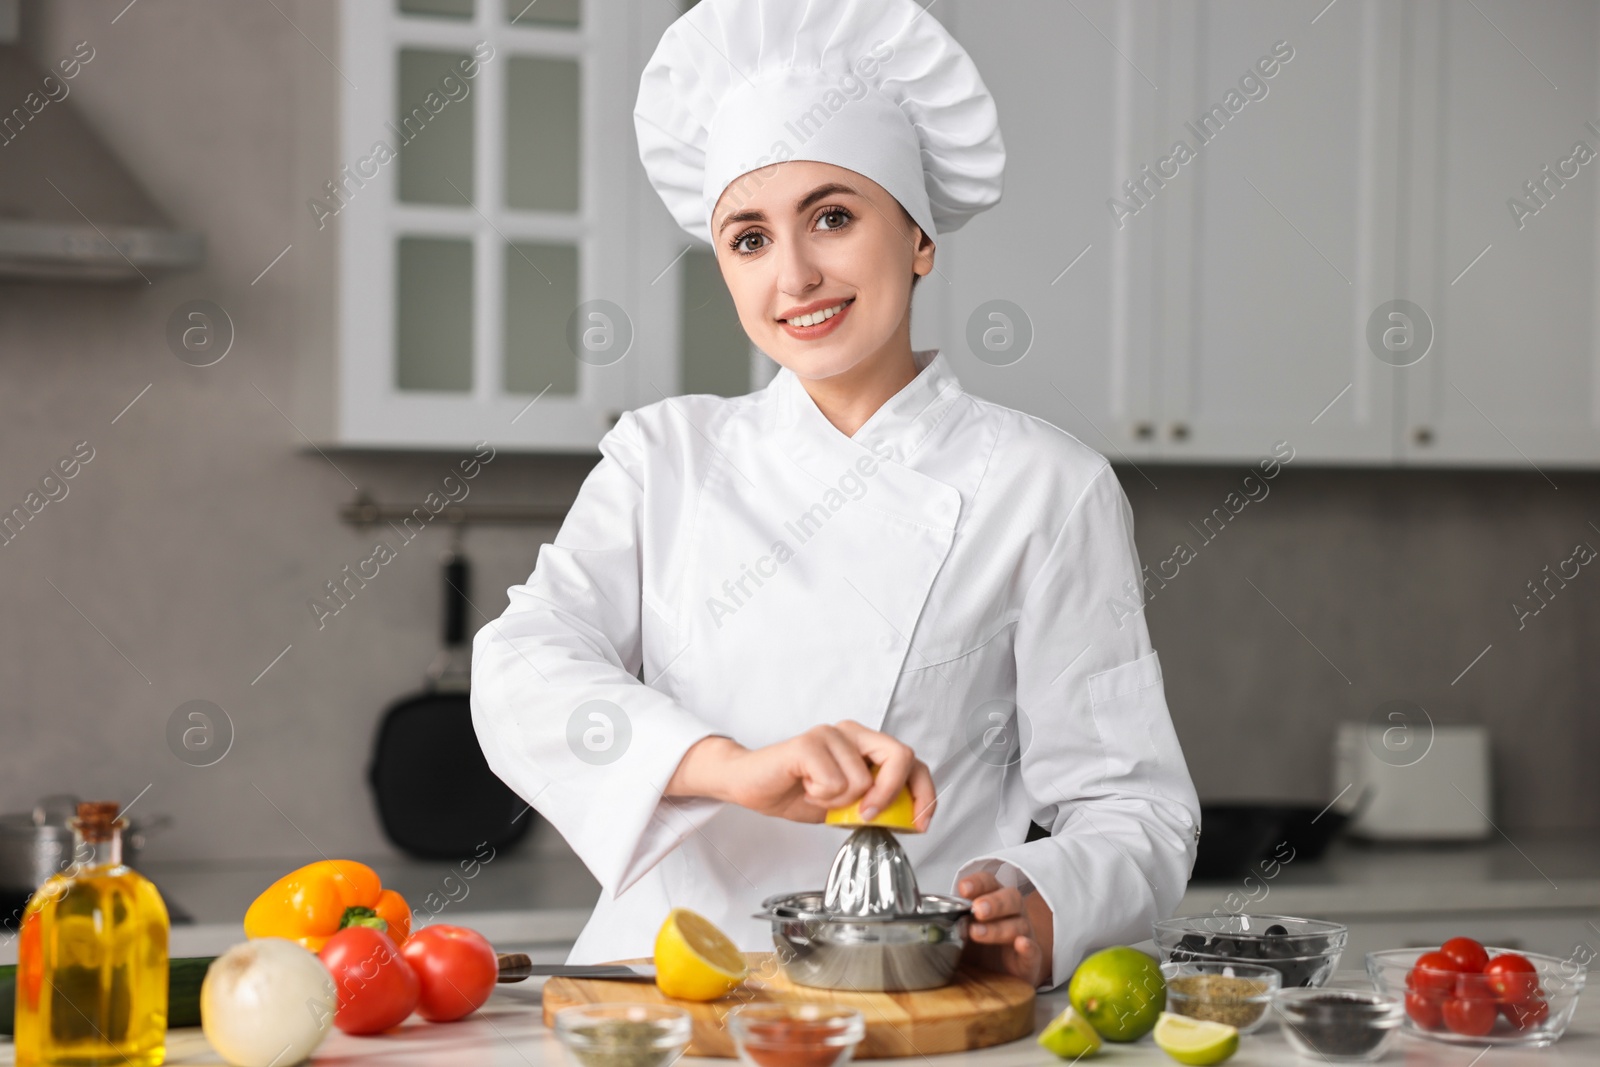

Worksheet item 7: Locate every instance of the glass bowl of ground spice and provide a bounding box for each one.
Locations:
[1162,960,1281,1034]
[728,1003,866,1067]
[1272,977,1404,1062]
[553,1003,693,1067]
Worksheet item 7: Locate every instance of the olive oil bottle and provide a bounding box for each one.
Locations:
[15,800,169,1066]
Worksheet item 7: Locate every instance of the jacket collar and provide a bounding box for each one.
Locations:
[768,348,964,467]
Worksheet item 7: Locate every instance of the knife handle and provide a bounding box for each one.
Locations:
[497,952,533,983]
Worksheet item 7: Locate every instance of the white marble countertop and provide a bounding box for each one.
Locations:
[4,972,1596,1066]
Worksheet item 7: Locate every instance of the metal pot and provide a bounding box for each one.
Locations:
[0,794,168,891]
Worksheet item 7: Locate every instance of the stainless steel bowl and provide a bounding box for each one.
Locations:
[753,890,972,992]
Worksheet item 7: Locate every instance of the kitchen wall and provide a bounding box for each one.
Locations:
[1,1,1594,868]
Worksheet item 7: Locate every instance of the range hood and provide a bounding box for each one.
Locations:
[0,37,203,282]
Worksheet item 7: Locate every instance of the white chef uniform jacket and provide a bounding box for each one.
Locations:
[471,348,1201,991]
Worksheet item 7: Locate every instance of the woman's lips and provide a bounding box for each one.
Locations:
[779,298,854,340]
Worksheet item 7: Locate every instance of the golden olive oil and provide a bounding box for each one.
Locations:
[14,802,168,1067]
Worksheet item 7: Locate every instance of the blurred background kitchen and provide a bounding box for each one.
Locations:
[1,0,1598,963]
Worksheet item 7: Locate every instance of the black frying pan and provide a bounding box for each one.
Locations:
[368,544,533,859]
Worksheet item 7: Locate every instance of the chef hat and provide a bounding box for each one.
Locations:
[634,0,1006,248]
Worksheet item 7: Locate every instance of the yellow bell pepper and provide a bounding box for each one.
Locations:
[243,859,411,951]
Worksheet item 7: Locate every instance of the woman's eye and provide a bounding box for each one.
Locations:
[817,209,851,231]
[733,232,765,255]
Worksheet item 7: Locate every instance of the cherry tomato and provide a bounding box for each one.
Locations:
[1405,990,1444,1030]
[399,924,499,1022]
[319,925,420,1035]
[1439,937,1490,974]
[1483,954,1540,1001]
[1501,996,1550,1030]
[1441,996,1498,1037]
[1408,951,1463,994]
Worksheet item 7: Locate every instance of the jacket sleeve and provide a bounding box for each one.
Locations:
[471,410,730,900]
[950,462,1200,991]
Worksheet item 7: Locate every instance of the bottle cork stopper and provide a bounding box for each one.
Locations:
[73,800,122,842]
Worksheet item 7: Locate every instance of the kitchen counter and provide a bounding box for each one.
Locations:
[7,830,1593,968]
[4,973,1597,1066]
[1179,833,1600,918]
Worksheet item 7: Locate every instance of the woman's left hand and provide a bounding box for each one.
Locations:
[956,871,1053,988]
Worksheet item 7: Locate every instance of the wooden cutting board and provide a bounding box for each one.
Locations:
[540,953,1037,1058]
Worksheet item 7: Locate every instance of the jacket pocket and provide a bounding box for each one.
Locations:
[1087,649,1163,705]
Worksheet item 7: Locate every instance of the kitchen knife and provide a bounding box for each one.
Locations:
[496,953,656,982]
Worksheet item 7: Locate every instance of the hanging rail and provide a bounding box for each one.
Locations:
[338,490,569,528]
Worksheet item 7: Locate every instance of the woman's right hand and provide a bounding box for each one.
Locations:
[667,721,936,830]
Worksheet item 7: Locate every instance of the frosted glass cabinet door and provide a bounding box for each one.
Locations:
[397,237,474,392]
[505,56,580,212]
[679,247,751,398]
[331,0,635,450]
[400,0,474,18]
[505,0,580,26]
[504,242,580,396]
[396,50,475,206]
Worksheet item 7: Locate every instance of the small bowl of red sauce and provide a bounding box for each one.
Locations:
[728,1004,866,1067]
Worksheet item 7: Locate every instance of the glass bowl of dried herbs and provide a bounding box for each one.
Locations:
[553,1003,692,1067]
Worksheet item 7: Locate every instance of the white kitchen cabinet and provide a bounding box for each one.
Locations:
[1395,0,1600,469]
[301,0,763,451]
[307,0,1600,463]
[1151,1,1405,464]
[945,0,1161,466]
[951,0,1600,468]
[951,1,1406,466]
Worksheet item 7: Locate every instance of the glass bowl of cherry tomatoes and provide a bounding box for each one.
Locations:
[1366,937,1587,1048]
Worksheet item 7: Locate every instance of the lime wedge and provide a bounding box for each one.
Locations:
[1038,1005,1102,1059]
[1153,1012,1239,1066]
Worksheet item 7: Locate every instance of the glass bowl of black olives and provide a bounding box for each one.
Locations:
[1153,913,1348,988]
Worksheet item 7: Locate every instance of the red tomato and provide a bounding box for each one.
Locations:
[1405,990,1444,1030]
[319,926,421,1035]
[1501,996,1550,1030]
[1483,954,1540,1001]
[1441,996,1498,1037]
[1408,951,1463,994]
[399,924,499,1022]
[1439,937,1490,973]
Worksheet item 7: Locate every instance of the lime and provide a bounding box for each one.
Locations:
[653,907,748,1001]
[1067,946,1166,1042]
[1153,1012,1239,1065]
[1037,1005,1102,1059]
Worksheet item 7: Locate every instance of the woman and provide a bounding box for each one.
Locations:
[471,0,1200,992]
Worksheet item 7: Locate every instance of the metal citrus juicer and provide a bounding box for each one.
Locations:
[751,787,973,991]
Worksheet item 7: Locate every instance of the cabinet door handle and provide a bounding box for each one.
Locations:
[1169,422,1190,441]
[1413,426,1433,445]
[1133,421,1155,441]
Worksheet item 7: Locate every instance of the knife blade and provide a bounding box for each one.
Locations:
[496,954,657,982]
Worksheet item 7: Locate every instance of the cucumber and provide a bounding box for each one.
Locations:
[0,955,216,1035]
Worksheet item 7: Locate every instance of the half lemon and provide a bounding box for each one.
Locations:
[653,907,748,1001]
[824,764,921,831]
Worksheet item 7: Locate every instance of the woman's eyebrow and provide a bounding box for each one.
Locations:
[717,183,859,234]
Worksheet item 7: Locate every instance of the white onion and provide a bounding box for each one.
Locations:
[201,938,336,1067]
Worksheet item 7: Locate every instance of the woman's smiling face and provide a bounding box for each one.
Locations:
[711,160,935,384]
